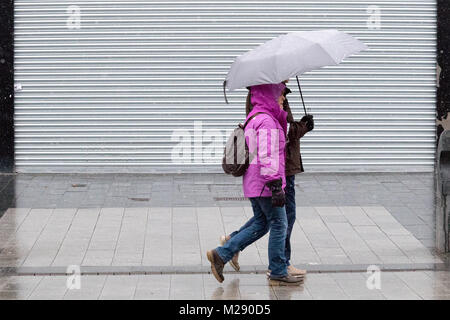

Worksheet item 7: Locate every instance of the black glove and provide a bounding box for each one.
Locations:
[300,114,314,132]
[265,178,285,207]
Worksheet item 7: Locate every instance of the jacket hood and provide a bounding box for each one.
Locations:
[248,83,288,133]
[246,86,294,123]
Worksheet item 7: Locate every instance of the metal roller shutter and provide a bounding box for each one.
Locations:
[14,0,437,173]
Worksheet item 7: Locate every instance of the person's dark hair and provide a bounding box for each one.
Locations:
[245,90,253,116]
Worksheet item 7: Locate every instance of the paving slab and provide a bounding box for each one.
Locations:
[0,172,447,300]
[0,204,443,270]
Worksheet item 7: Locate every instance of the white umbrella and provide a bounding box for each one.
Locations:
[223,29,368,111]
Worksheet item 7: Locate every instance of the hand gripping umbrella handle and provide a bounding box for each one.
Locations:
[296,76,308,116]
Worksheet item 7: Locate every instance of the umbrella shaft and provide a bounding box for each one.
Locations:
[296,76,307,116]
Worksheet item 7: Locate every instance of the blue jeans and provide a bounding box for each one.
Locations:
[216,197,288,277]
[230,175,296,266]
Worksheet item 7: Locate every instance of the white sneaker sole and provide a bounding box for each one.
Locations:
[267,271,305,279]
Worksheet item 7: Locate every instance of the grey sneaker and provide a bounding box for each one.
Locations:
[219,236,240,272]
[206,249,225,283]
[269,274,304,286]
[267,268,305,279]
[287,265,307,278]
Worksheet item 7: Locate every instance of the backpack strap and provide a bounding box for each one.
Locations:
[242,112,266,129]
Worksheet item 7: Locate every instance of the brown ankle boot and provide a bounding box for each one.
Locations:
[206,249,225,283]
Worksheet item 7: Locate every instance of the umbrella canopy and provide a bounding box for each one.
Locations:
[224,29,368,92]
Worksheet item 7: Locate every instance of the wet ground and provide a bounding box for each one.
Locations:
[0,172,448,300]
[1,271,450,300]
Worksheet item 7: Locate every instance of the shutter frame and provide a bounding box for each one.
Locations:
[14,0,437,173]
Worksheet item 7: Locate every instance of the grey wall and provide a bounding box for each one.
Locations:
[0,0,14,173]
[436,0,450,252]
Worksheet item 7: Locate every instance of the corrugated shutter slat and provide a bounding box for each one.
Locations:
[14,0,437,172]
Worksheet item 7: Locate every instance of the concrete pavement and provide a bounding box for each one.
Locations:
[1,271,450,300]
[0,172,448,300]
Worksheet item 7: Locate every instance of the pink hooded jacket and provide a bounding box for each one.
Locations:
[243,83,288,198]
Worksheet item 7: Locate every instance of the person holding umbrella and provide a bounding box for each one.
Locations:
[207,82,304,286]
[219,82,314,278]
[208,30,367,285]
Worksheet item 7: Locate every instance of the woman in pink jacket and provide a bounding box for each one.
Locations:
[207,83,303,286]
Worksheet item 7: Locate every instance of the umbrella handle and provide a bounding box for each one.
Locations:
[223,80,229,104]
[296,76,308,116]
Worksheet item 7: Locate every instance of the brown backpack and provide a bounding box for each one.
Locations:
[222,112,265,177]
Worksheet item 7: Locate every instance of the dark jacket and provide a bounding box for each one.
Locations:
[246,89,308,176]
